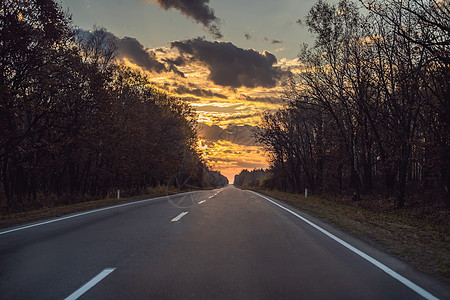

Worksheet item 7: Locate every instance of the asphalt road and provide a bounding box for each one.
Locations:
[0,185,448,299]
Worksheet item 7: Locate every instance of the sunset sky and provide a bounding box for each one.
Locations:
[59,0,317,182]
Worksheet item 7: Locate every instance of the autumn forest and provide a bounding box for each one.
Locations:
[0,0,227,212]
[235,0,449,209]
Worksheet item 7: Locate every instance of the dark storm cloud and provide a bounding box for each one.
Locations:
[117,37,167,73]
[240,95,283,104]
[162,56,186,66]
[170,38,287,88]
[196,104,243,113]
[173,85,227,99]
[117,37,186,76]
[198,123,259,146]
[225,113,256,120]
[181,96,201,102]
[198,123,224,141]
[162,56,186,77]
[77,29,186,76]
[152,0,222,39]
[168,65,186,77]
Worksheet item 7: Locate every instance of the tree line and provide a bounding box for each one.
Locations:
[0,0,227,212]
[234,169,270,188]
[248,0,449,208]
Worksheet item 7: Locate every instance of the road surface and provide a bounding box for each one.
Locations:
[0,185,448,299]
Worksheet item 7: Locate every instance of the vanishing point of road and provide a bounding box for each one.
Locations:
[1,185,449,299]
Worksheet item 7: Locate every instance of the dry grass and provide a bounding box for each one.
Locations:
[250,189,450,284]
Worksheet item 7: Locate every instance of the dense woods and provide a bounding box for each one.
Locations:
[0,0,227,212]
[246,0,449,208]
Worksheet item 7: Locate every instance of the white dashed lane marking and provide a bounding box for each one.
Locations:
[171,211,189,222]
[64,268,116,300]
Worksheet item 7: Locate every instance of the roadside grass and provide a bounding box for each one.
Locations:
[0,186,180,230]
[248,188,450,284]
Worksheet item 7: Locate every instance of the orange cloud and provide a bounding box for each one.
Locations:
[112,41,303,180]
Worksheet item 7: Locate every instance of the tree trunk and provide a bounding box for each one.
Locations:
[396,143,410,208]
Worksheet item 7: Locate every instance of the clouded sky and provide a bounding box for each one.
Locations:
[59,0,318,182]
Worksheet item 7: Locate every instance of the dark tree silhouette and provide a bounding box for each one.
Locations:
[0,0,227,212]
[255,0,449,208]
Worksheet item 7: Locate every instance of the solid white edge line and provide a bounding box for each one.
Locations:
[248,190,439,300]
[0,191,197,236]
[171,211,188,222]
[64,268,116,300]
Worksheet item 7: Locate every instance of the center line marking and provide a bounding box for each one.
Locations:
[0,190,199,236]
[171,211,188,222]
[65,268,116,300]
[198,200,206,205]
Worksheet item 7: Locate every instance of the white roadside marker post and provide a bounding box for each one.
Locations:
[305,188,308,198]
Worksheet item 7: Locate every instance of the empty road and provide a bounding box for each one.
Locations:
[0,185,448,299]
